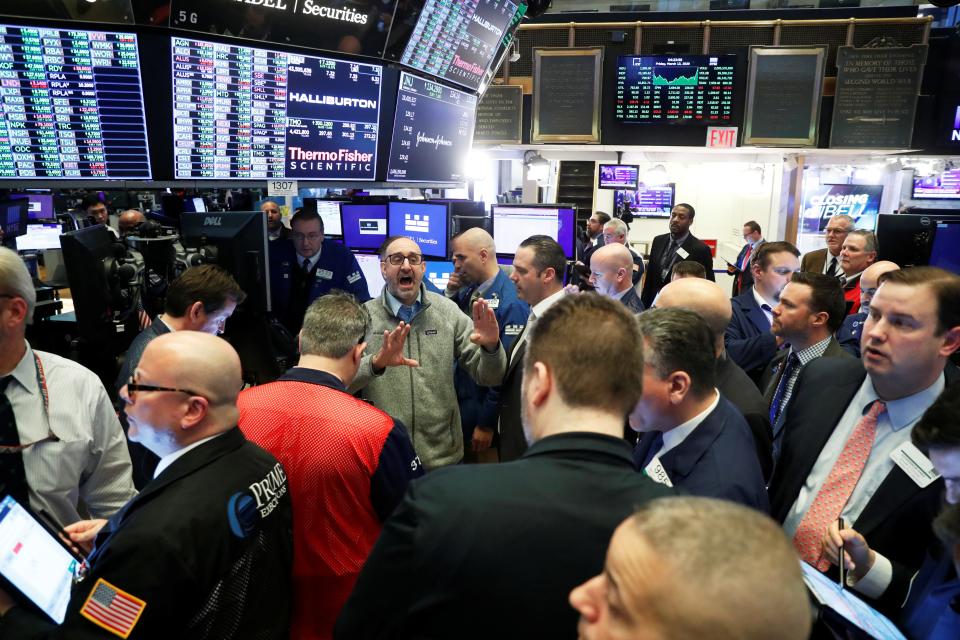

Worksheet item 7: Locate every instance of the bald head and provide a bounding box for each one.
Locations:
[118,209,145,236]
[451,227,499,283]
[655,278,731,355]
[125,332,242,455]
[589,243,634,297]
[860,260,900,312]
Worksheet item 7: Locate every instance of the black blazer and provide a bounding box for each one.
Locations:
[633,396,769,512]
[760,337,852,402]
[640,232,715,307]
[619,286,645,314]
[334,433,673,640]
[769,359,958,583]
[497,334,528,462]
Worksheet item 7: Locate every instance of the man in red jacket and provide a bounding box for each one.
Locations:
[239,292,423,640]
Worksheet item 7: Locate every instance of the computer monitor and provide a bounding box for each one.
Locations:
[15,224,62,252]
[10,194,55,221]
[341,204,388,252]
[59,226,132,337]
[387,201,450,260]
[183,197,209,213]
[424,260,455,291]
[180,212,271,314]
[1,199,29,248]
[491,204,577,259]
[929,221,960,274]
[303,199,345,238]
[354,252,386,298]
[598,164,640,190]
[433,200,492,236]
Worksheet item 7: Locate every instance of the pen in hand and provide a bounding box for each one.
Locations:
[837,516,846,589]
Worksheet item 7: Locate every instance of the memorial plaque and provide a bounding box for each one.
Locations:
[744,47,826,147]
[532,48,602,143]
[474,85,522,144]
[830,44,927,149]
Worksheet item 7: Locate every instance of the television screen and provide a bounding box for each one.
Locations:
[302,199,344,237]
[598,164,640,190]
[491,204,576,259]
[912,170,960,200]
[341,203,387,251]
[387,73,477,183]
[9,194,55,221]
[15,223,61,252]
[354,252,386,297]
[0,24,151,179]
[800,183,884,233]
[387,201,449,259]
[424,260,455,291]
[392,0,521,92]
[615,55,736,124]
[930,222,960,274]
[172,37,382,180]
[614,183,675,218]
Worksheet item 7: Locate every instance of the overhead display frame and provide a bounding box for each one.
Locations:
[171,36,382,181]
[743,46,826,147]
[0,23,152,180]
[532,47,603,144]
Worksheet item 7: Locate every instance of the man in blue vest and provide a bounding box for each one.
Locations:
[270,208,370,333]
[446,228,529,459]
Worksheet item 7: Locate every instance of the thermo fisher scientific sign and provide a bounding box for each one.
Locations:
[387,72,476,183]
[172,37,381,180]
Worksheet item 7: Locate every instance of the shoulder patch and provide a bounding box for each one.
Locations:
[503,324,524,336]
[346,271,362,284]
[79,578,147,638]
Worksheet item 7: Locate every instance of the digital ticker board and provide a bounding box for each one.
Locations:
[172,37,381,180]
[0,24,151,179]
[615,55,736,124]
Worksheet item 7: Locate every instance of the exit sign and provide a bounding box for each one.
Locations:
[707,127,738,148]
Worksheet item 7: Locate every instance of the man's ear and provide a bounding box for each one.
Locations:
[526,361,552,409]
[666,371,692,406]
[180,395,210,430]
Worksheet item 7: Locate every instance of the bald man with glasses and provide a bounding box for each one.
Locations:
[348,236,507,470]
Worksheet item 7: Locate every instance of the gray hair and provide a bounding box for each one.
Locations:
[829,214,856,231]
[0,247,36,322]
[603,218,628,238]
[848,229,878,253]
[300,292,370,358]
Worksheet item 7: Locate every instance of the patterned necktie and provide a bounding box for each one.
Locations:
[0,376,29,506]
[792,399,886,570]
[640,432,665,469]
[769,352,801,425]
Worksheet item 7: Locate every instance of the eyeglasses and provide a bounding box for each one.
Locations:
[384,253,424,266]
[125,376,201,404]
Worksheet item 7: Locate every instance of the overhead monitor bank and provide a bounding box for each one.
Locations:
[172,37,382,181]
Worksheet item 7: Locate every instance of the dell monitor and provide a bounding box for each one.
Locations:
[342,203,388,252]
[491,204,577,260]
[387,201,450,260]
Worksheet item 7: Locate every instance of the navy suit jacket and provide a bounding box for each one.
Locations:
[618,287,645,314]
[730,241,760,296]
[837,311,867,357]
[270,238,371,317]
[725,290,777,381]
[454,270,530,434]
[633,395,769,512]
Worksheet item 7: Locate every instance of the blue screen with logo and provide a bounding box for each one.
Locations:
[342,203,388,251]
[387,201,449,259]
[930,223,960,275]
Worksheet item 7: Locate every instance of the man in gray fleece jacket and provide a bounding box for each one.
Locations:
[349,236,507,469]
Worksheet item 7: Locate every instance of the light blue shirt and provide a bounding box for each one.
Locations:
[783,372,946,537]
[384,288,423,318]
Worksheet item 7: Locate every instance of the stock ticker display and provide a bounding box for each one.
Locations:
[615,55,736,124]
[387,72,476,183]
[172,37,382,180]
[0,24,151,179]
[399,0,520,92]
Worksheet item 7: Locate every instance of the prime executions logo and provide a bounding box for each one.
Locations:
[232,0,369,24]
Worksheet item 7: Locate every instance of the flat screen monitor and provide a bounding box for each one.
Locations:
[801,183,884,234]
[615,183,676,218]
[930,222,960,274]
[180,212,271,313]
[0,496,79,624]
[387,73,477,183]
[424,260,455,291]
[912,170,960,200]
[1,199,28,244]
[303,199,344,237]
[0,24,152,179]
[598,164,640,190]
[9,195,55,221]
[387,201,449,259]
[491,204,577,259]
[341,203,388,251]
[172,37,382,180]
[615,54,736,124]
[183,197,208,213]
[393,0,521,92]
[15,224,61,252]
[354,252,386,298]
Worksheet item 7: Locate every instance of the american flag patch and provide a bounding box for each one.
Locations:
[79,578,146,638]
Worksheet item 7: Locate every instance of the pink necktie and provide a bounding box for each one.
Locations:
[792,400,886,570]
[738,244,752,291]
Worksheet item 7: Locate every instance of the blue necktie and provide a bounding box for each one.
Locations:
[769,352,801,425]
[397,304,415,324]
[640,432,664,469]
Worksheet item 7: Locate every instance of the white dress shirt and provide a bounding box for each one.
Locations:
[153,433,226,479]
[751,286,776,327]
[656,390,721,459]
[511,288,567,364]
[5,341,136,526]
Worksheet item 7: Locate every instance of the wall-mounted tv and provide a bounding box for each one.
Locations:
[598,164,640,190]
[912,169,960,200]
[614,183,676,218]
[615,55,736,124]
